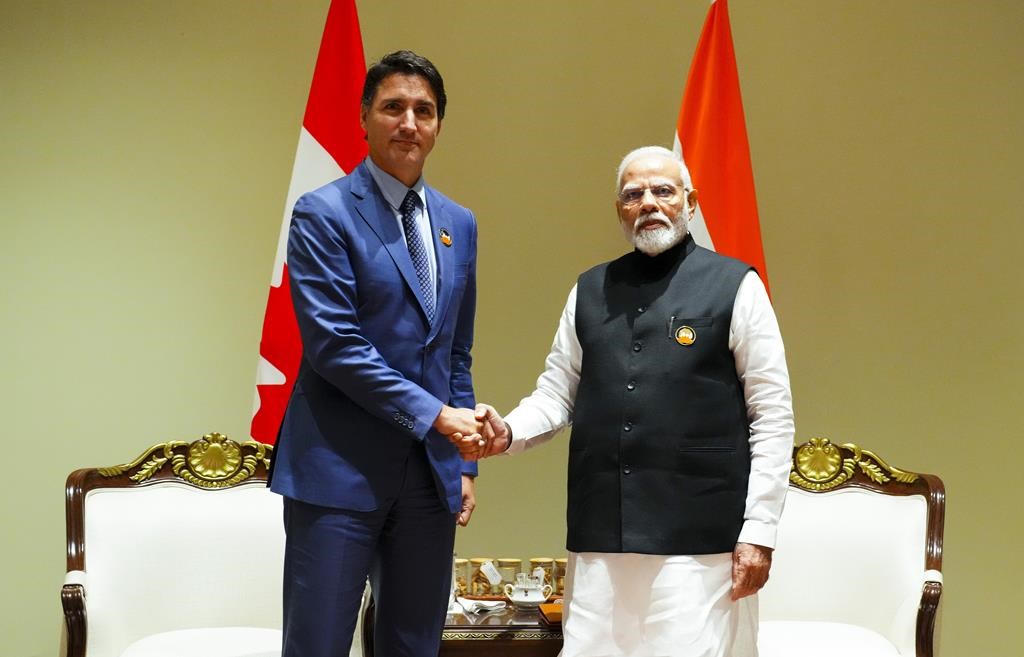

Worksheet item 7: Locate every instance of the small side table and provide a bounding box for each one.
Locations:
[441,605,562,657]
[360,597,563,657]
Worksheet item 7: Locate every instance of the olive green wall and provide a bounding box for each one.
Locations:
[2,1,1020,655]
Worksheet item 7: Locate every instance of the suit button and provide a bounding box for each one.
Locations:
[623,422,632,432]
[623,466,632,474]
[626,381,636,391]
[637,306,646,314]
[632,342,642,352]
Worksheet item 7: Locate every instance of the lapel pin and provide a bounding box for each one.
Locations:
[675,326,696,346]
[439,228,452,247]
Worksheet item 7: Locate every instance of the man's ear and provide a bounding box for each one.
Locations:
[614,198,624,215]
[686,188,699,218]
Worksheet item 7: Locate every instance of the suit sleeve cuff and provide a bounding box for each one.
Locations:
[399,396,444,441]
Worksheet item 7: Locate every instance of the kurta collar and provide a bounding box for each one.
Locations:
[631,233,696,279]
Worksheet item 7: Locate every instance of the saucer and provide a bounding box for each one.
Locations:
[508,597,545,609]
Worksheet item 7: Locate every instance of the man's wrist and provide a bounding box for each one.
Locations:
[432,404,451,430]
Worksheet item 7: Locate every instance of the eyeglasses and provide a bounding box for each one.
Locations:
[618,184,684,206]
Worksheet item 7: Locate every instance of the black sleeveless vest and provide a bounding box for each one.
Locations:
[568,236,753,554]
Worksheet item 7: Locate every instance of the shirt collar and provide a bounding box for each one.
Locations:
[364,157,427,212]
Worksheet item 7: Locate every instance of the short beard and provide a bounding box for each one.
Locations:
[623,208,689,256]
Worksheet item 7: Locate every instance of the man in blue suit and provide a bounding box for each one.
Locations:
[270,50,483,657]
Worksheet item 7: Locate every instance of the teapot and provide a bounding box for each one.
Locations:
[503,572,552,608]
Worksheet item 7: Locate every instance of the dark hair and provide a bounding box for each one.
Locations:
[361,50,447,119]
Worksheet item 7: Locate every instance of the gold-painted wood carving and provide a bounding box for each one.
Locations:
[442,630,562,641]
[791,437,918,491]
[98,432,272,488]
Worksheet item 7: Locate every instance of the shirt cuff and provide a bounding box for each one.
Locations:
[737,519,778,549]
[502,418,528,456]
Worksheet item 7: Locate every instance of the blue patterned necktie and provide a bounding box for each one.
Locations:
[400,190,435,322]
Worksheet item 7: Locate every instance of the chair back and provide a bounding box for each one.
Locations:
[64,433,282,657]
[758,438,945,656]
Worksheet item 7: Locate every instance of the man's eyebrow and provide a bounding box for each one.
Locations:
[621,178,677,188]
[377,96,436,107]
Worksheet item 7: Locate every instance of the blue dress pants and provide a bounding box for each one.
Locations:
[281,443,457,657]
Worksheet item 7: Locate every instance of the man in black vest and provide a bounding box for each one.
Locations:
[454,146,794,656]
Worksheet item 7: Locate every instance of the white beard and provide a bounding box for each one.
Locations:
[624,208,689,256]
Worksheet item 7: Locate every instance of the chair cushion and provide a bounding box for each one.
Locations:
[759,488,927,653]
[759,621,902,657]
[119,627,281,657]
[83,484,285,657]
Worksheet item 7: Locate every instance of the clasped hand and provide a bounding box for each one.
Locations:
[434,403,510,461]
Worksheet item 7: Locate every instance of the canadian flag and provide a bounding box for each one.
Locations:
[675,0,769,294]
[250,0,368,443]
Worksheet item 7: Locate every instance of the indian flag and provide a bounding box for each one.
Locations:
[675,0,770,294]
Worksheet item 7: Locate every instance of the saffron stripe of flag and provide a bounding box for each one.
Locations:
[250,0,368,443]
[674,0,770,294]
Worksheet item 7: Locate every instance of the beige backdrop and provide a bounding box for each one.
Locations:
[2,1,1021,656]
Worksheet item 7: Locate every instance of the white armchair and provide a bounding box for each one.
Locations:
[758,438,945,657]
[61,432,364,657]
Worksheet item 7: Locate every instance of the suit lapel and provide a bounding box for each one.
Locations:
[349,163,433,321]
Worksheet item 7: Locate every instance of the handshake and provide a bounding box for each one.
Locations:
[433,403,510,461]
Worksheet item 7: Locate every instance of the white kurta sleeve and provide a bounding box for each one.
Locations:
[504,284,582,455]
[729,271,795,548]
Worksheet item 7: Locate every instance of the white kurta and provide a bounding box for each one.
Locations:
[504,270,794,657]
[562,552,758,657]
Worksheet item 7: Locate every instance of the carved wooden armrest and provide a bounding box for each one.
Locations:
[916,573,943,657]
[61,572,87,657]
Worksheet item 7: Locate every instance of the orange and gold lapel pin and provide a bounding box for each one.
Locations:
[675,325,696,346]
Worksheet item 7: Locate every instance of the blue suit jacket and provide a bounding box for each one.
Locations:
[270,161,478,514]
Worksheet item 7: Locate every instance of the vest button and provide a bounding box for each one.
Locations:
[626,381,636,391]
[623,422,632,432]
[623,466,632,474]
[632,342,642,352]
[637,306,646,313]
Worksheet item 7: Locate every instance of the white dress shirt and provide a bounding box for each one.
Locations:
[505,270,795,548]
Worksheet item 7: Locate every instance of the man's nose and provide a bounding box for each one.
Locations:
[639,188,659,212]
[398,109,417,131]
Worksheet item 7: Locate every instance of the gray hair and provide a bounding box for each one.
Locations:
[615,146,693,192]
